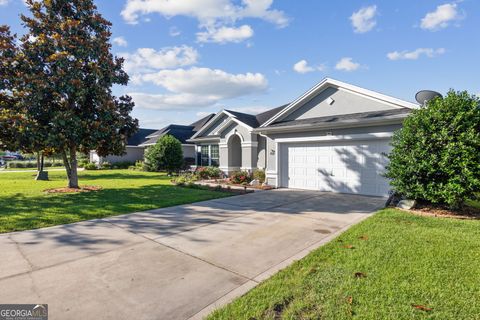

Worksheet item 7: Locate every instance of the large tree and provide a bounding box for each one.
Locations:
[0,0,138,188]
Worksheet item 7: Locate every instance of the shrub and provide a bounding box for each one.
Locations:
[84,163,98,170]
[172,173,198,186]
[78,160,89,168]
[114,161,134,169]
[100,161,111,170]
[253,169,266,183]
[145,135,184,174]
[230,170,252,185]
[385,90,480,209]
[196,166,222,180]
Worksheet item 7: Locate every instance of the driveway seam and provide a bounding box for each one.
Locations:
[0,240,144,282]
[187,212,375,320]
[99,219,256,283]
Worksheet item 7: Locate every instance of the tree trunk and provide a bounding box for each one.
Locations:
[62,150,72,180]
[68,147,79,189]
[35,151,49,181]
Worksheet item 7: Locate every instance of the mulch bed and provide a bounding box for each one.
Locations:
[44,186,102,194]
[406,203,480,220]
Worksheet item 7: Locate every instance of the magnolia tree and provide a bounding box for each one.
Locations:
[386,90,480,209]
[0,0,138,188]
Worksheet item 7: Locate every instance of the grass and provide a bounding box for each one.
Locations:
[1,166,65,171]
[208,209,480,320]
[0,169,230,233]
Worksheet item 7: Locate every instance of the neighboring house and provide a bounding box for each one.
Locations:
[139,114,214,164]
[188,78,418,197]
[90,128,157,164]
[90,114,215,165]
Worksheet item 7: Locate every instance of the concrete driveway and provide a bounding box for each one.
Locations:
[0,190,385,320]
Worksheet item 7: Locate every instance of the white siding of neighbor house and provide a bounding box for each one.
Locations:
[102,147,146,164]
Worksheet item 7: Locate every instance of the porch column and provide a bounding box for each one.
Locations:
[241,141,258,171]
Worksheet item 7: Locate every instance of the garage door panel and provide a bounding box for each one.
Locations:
[282,140,391,197]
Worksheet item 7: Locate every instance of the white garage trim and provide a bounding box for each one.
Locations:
[274,132,393,144]
[274,132,393,193]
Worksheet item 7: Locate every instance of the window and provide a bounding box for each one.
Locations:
[201,145,209,166]
[210,145,219,167]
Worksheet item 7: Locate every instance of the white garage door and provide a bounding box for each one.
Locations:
[280,140,392,197]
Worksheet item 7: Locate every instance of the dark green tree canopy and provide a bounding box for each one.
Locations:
[145,135,184,174]
[385,90,480,208]
[0,0,138,187]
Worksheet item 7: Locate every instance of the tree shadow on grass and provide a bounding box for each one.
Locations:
[78,172,171,181]
[0,184,231,233]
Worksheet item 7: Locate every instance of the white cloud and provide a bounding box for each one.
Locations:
[350,5,377,33]
[387,48,446,60]
[197,25,254,43]
[132,67,268,110]
[169,26,181,37]
[129,92,218,110]
[121,0,289,27]
[293,60,314,74]
[121,46,198,73]
[335,57,361,72]
[292,60,326,74]
[421,3,461,31]
[138,67,267,97]
[112,36,128,47]
[0,0,9,5]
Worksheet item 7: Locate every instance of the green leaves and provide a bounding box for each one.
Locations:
[0,0,138,187]
[386,90,480,208]
[145,135,184,174]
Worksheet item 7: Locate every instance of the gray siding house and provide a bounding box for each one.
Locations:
[188,78,418,197]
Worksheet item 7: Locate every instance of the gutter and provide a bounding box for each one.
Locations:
[253,114,409,134]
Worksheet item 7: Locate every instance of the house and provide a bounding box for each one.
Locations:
[188,78,418,197]
[89,114,214,165]
[139,114,214,164]
[89,128,157,164]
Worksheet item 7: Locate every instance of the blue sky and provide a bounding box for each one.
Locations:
[1,0,479,129]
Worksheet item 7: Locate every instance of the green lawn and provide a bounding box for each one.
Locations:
[1,166,65,171]
[208,209,480,320]
[0,169,230,233]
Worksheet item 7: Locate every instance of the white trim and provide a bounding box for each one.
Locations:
[213,118,234,135]
[190,110,228,139]
[261,78,419,127]
[255,115,406,134]
[225,130,245,143]
[191,109,255,140]
[241,167,254,171]
[274,132,393,144]
[181,144,195,147]
[271,132,394,189]
[241,141,258,147]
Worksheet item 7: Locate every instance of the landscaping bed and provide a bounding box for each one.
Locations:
[208,208,480,319]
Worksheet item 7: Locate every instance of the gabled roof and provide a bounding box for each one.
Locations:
[261,78,419,127]
[140,125,194,146]
[140,114,215,146]
[255,104,290,126]
[189,105,289,140]
[190,113,215,132]
[258,108,412,132]
[126,128,157,146]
